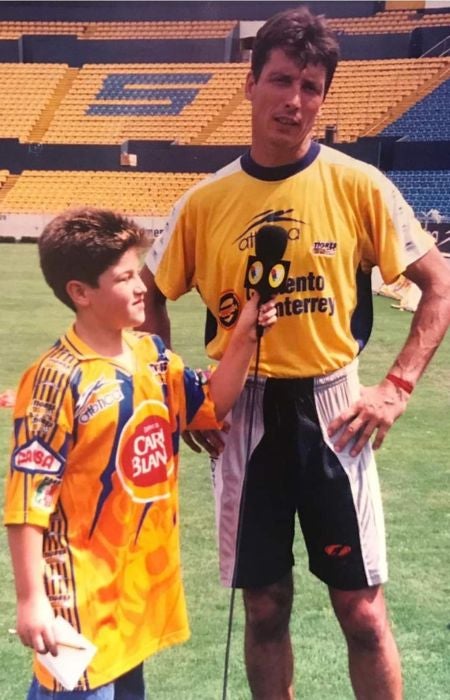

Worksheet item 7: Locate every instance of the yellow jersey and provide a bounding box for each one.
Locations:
[4,326,218,691]
[148,143,434,378]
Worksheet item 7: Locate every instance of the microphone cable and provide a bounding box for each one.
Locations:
[221,328,263,700]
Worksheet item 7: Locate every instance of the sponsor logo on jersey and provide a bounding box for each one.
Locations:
[33,476,60,510]
[116,400,174,503]
[28,398,57,435]
[13,438,64,475]
[312,241,337,256]
[234,209,305,251]
[75,376,124,424]
[218,291,241,329]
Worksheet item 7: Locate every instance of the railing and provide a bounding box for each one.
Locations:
[421,34,450,57]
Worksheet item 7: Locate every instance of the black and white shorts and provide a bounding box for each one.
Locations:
[211,359,387,591]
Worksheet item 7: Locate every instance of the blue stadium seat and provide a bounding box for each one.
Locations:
[381,80,450,141]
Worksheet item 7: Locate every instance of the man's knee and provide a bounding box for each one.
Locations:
[243,574,293,643]
[330,586,391,652]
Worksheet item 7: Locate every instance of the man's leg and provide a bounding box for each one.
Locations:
[329,585,402,700]
[243,571,294,700]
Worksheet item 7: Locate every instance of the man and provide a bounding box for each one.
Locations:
[141,8,450,699]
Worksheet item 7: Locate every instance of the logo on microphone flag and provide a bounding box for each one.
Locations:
[244,225,291,301]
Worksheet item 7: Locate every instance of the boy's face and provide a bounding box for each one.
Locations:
[83,246,147,330]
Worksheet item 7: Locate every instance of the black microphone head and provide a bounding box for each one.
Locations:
[244,224,291,303]
[254,225,288,263]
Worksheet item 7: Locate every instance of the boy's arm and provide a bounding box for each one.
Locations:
[7,524,58,656]
[210,294,277,421]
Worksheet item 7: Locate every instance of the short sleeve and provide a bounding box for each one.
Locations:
[3,361,73,528]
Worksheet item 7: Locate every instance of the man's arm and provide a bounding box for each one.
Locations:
[140,264,171,346]
[7,524,58,656]
[328,246,450,456]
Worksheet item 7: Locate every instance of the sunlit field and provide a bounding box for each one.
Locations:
[0,243,449,699]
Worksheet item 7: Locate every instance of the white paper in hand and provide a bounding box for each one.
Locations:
[36,616,97,690]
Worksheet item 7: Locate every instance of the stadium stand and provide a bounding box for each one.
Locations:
[0,63,68,142]
[0,1,448,246]
[81,21,237,39]
[203,58,450,144]
[328,9,450,34]
[0,12,449,39]
[0,20,237,39]
[386,170,450,219]
[1,57,447,146]
[380,78,450,140]
[0,170,207,216]
[38,63,247,145]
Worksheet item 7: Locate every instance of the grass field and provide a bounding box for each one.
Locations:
[0,242,449,699]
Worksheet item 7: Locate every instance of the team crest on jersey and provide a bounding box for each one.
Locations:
[116,399,174,503]
[75,376,124,424]
[32,476,60,510]
[218,291,240,329]
[312,241,337,256]
[12,437,64,475]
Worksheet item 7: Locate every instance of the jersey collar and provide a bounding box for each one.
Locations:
[241,141,320,181]
[62,325,138,360]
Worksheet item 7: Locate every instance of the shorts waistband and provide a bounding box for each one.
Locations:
[245,358,359,391]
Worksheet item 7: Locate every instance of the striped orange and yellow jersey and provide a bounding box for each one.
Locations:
[148,142,434,378]
[4,326,218,691]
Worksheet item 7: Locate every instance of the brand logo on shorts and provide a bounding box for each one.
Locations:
[324,544,352,558]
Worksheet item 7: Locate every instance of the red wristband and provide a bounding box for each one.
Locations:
[386,373,414,394]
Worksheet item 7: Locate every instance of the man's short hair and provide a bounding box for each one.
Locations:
[251,7,340,95]
[39,207,150,310]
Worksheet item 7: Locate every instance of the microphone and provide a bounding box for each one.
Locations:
[244,225,290,303]
[243,225,290,336]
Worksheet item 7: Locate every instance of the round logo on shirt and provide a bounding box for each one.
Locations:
[116,400,174,503]
[218,291,240,329]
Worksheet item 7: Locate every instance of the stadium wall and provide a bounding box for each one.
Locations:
[0,1,378,22]
[0,213,163,242]
[338,33,412,60]
[3,138,449,175]
[1,26,446,64]
[19,35,237,65]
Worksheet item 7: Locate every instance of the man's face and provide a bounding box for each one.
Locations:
[246,48,326,166]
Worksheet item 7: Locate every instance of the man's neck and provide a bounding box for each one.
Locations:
[250,137,312,168]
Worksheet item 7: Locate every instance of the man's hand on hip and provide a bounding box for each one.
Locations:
[327,381,410,456]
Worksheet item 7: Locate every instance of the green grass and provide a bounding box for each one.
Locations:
[0,243,449,699]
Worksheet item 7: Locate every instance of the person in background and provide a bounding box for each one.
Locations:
[140,8,450,699]
[3,207,277,700]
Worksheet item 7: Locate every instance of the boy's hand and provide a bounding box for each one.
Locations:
[238,293,278,341]
[16,593,58,656]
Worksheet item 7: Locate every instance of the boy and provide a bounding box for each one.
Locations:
[3,207,277,699]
